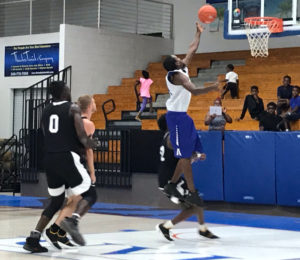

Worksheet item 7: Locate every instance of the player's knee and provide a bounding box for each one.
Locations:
[81,186,97,207]
[42,193,65,219]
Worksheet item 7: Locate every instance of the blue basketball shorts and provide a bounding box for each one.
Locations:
[166,111,203,158]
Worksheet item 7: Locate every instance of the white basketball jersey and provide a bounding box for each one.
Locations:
[166,68,191,112]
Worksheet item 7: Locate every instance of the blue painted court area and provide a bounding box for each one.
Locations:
[1,195,300,232]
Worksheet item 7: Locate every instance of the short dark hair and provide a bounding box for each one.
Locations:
[157,114,167,132]
[283,75,291,81]
[251,85,259,91]
[163,55,177,71]
[48,81,66,99]
[267,102,277,109]
[142,70,149,79]
[293,85,300,91]
[227,64,234,70]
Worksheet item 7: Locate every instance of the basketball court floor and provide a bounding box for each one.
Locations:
[0,194,300,260]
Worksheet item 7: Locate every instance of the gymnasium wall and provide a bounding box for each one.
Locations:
[0,25,173,138]
[165,0,300,54]
[0,32,60,138]
[60,24,174,100]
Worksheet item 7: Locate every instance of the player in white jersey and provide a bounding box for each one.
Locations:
[162,22,219,206]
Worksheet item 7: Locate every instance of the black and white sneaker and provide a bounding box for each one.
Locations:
[164,182,183,200]
[60,217,85,246]
[57,230,75,248]
[199,229,219,239]
[23,231,48,253]
[44,228,61,250]
[184,190,204,207]
[156,223,173,241]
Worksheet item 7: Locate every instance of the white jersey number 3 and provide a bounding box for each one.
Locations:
[49,115,59,133]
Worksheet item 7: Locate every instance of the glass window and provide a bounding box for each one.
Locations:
[265,0,293,20]
[231,0,261,29]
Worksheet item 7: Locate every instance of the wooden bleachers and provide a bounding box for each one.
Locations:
[92,47,300,131]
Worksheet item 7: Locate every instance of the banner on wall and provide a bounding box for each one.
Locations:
[5,43,59,77]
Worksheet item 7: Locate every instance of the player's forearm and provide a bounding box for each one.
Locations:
[188,32,201,54]
[191,85,218,96]
[86,149,95,176]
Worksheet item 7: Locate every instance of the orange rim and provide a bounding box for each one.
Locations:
[244,17,283,33]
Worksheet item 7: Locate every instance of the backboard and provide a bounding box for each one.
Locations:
[224,0,300,39]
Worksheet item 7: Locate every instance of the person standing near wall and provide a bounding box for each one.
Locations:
[134,70,154,121]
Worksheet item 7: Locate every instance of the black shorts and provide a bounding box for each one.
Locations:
[226,82,238,98]
[44,151,91,197]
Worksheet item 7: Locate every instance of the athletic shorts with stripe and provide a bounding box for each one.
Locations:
[166,111,203,158]
[44,151,91,197]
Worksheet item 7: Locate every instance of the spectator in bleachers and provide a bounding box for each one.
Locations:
[134,70,154,122]
[282,86,300,130]
[259,102,285,131]
[237,86,264,121]
[277,75,293,115]
[220,64,239,99]
[204,97,232,131]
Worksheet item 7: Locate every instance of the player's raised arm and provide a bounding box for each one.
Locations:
[70,104,95,149]
[174,72,218,96]
[182,22,204,66]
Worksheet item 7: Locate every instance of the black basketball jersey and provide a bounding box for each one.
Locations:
[158,132,179,189]
[41,101,84,155]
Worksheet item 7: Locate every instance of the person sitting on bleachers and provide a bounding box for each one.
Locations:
[259,102,285,131]
[277,75,293,115]
[204,97,232,131]
[237,86,264,121]
[282,86,300,130]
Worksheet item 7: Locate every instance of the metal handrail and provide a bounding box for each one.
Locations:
[102,99,116,124]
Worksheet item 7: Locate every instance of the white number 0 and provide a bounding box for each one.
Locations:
[49,115,59,133]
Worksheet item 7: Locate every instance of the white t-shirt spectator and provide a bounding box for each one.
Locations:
[226,71,238,83]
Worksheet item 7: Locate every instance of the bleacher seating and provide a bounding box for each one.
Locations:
[92,47,300,131]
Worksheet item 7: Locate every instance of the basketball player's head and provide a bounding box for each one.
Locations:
[48,81,71,102]
[157,114,167,132]
[77,95,97,114]
[142,70,150,79]
[250,86,259,96]
[267,102,277,115]
[163,55,185,71]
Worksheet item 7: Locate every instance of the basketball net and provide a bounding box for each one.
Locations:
[244,17,283,58]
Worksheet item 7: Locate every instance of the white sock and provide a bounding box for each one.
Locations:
[33,230,41,234]
[72,213,81,219]
[163,220,174,229]
[198,224,207,232]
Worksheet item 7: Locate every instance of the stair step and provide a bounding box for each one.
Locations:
[107,120,141,130]
[122,111,157,120]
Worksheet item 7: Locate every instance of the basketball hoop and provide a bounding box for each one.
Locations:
[244,17,283,58]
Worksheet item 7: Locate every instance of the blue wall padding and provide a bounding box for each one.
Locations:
[224,131,276,205]
[275,132,300,206]
[192,131,223,201]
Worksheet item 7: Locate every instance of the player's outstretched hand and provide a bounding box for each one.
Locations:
[196,22,204,33]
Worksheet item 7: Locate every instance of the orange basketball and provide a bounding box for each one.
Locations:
[198,4,217,24]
